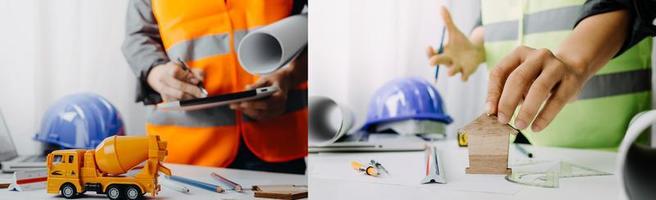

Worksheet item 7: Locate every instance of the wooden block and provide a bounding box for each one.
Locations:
[466,167,512,175]
[461,114,518,175]
[253,185,308,200]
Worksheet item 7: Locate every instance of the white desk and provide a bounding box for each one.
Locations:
[308,140,620,200]
[0,163,307,199]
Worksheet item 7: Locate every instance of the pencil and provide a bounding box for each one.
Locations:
[161,176,190,193]
[177,58,209,97]
[514,144,534,158]
[434,27,446,84]
[210,172,243,192]
[167,175,224,193]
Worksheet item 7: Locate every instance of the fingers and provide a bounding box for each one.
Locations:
[426,46,436,57]
[515,60,563,130]
[440,6,458,35]
[531,84,571,132]
[162,75,203,99]
[497,49,545,125]
[486,46,532,115]
[429,54,453,66]
[191,68,205,81]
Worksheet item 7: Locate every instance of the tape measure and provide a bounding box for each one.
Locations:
[457,131,468,147]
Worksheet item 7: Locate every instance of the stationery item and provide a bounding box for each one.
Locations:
[0,183,10,189]
[421,145,446,184]
[253,185,308,200]
[176,58,208,97]
[369,160,390,175]
[167,175,224,193]
[210,172,243,192]
[160,176,190,193]
[8,169,47,191]
[351,161,379,177]
[433,27,446,84]
[156,86,278,111]
[514,144,534,158]
[506,160,612,188]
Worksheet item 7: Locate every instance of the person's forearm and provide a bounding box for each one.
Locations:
[555,9,629,77]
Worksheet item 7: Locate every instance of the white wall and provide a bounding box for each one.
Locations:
[0,0,147,155]
[309,0,485,138]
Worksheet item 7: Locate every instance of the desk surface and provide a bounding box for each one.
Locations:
[308,140,621,200]
[0,163,307,200]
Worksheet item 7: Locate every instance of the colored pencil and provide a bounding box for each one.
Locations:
[167,175,224,193]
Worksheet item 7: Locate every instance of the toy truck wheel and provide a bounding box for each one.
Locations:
[106,185,123,200]
[60,183,78,199]
[125,185,143,200]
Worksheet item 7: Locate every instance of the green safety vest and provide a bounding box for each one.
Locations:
[481,0,652,149]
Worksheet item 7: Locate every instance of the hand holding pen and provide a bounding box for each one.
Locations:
[146,60,207,101]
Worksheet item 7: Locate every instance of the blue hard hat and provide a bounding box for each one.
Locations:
[361,77,453,131]
[34,93,125,149]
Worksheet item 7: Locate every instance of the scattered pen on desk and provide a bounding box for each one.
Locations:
[433,26,447,84]
[167,175,224,193]
[351,161,379,177]
[177,58,209,97]
[210,172,243,192]
[515,144,534,158]
[161,176,190,193]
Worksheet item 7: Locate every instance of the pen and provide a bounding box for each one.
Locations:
[351,161,379,177]
[161,176,190,193]
[167,175,224,193]
[210,172,243,192]
[434,27,446,84]
[177,58,209,97]
[514,144,534,158]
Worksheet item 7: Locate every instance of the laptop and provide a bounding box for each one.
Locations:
[0,109,46,173]
[308,132,428,153]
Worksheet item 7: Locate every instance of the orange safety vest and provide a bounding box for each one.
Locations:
[147,0,307,167]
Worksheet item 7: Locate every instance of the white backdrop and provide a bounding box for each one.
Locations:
[309,0,487,138]
[0,0,146,155]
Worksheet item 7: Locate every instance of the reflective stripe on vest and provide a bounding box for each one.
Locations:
[149,0,307,166]
[481,0,652,148]
[168,29,252,62]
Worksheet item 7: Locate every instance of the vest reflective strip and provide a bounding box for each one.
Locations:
[243,88,308,122]
[167,29,250,62]
[147,105,236,127]
[484,5,581,42]
[578,69,652,100]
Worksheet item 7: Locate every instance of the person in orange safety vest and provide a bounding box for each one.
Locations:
[121,0,308,174]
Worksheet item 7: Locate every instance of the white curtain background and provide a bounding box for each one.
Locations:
[0,0,146,155]
[310,0,486,138]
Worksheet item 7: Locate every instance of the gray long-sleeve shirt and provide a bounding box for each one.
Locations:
[121,0,308,105]
[122,0,168,105]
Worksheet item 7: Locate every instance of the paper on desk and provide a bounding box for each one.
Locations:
[238,14,307,75]
[8,169,47,191]
[309,150,522,195]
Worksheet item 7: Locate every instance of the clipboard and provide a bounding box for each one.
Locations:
[156,86,279,111]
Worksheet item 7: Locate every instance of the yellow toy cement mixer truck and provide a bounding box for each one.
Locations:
[46,135,171,200]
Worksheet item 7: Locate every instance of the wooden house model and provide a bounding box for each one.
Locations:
[459,114,518,174]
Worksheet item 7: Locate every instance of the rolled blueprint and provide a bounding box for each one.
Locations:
[617,110,656,199]
[309,96,354,147]
[238,14,308,75]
